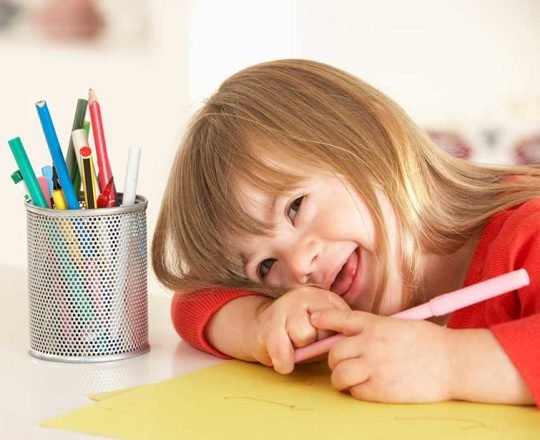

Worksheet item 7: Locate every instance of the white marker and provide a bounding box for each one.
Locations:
[122,146,141,206]
[10,170,31,203]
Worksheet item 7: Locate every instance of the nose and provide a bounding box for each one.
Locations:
[285,237,321,284]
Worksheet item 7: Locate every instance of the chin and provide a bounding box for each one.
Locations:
[347,290,372,312]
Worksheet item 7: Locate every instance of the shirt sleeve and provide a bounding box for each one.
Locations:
[171,288,261,358]
[490,206,540,407]
[491,314,540,407]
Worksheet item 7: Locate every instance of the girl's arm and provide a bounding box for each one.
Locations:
[205,295,273,360]
[449,327,534,405]
[171,289,262,358]
[174,286,351,373]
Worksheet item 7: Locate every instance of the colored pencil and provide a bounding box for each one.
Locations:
[88,89,116,207]
[35,100,79,209]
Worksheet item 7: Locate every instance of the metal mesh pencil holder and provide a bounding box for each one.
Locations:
[25,195,150,363]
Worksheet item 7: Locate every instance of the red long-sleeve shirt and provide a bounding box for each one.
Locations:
[171,197,540,406]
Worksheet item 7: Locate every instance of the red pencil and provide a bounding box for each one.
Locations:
[88,88,116,207]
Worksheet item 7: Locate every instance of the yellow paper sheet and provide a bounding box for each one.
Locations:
[43,360,540,440]
[89,386,142,402]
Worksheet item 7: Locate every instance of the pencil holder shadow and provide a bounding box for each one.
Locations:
[25,195,150,363]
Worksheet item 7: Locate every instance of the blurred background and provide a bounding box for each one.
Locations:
[1,0,540,294]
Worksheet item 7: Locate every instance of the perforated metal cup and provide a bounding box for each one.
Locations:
[25,195,150,363]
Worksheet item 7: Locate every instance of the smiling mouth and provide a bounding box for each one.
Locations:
[330,247,360,296]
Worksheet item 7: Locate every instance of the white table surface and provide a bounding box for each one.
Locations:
[0,265,221,439]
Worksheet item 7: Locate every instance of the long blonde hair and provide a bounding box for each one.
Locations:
[152,59,540,311]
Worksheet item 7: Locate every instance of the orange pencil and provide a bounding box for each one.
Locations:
[88,88,116,207]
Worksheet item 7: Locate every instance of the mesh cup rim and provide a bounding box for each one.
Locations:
[25,194,148,217]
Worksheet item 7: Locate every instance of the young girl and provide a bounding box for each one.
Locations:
[152,59,540,407]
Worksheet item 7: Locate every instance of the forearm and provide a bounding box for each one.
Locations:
[448,328,534,405]
[205,295,273,361]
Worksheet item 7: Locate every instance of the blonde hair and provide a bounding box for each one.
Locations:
[152,59,540,311]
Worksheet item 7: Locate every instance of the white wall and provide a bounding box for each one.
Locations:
[291,0,540,164]
[1,0,540,290]
[190,0,540,163]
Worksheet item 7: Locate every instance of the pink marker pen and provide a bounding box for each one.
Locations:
[294,268,530,363]
[37,176,52,208]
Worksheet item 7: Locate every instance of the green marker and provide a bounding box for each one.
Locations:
[8,137,48,208]
[66,99,88,197]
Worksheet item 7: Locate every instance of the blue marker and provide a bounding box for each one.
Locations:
[35,100,79,209]
[41,165,53,196]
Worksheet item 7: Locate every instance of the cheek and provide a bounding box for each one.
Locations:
[266,264,286,287]
[323,192,375,249]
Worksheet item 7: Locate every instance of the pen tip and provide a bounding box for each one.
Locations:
[35,100,45,107]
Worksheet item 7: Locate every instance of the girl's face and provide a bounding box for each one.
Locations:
[236,170,404,314]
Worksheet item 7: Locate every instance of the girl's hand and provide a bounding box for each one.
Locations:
[252,287,351,375]
[310,309,453,403]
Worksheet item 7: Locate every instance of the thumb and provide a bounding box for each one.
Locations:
[310,309,370,336]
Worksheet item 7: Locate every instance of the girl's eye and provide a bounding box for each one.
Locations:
[258,258,276,279]
[287,196,304,222]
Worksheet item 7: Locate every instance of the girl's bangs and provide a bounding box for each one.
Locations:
[183,122,311,286]
[223,137,310,239]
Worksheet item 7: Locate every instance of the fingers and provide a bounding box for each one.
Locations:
[315,328,335,341]
[266,326,295,374]
[269,311,322,372]
[349,382,374,402]
[328,338,369,394]
[310,309,371,335]
[321,290,352,311]
[331,357,370,392]
[328,335,363,370]
[288,286,351,312]
[286,313,318,348]
[258,287,359,375]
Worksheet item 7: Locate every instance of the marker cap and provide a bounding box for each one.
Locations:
[10,170,23,184]
[72,128,89,150]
